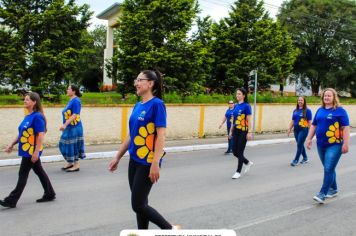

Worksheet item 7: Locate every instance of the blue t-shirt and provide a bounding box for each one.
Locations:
[128,97,167,166]
[62,97,82,126]
[292,108,312,128]
[232,102,252,131]
[225,108,234,129]
[18,112,45,158]
[312,107,349,148]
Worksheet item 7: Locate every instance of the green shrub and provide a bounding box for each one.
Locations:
[0,91,355,106]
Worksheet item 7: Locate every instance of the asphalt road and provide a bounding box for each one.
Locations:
[0,137,355,236]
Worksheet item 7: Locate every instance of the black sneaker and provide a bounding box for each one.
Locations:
[36,196,56,203]
[0,200,16,208]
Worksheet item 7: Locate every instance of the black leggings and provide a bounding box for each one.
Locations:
[5,157,55,205]
[232,129,250,173]
[128,159,172,229]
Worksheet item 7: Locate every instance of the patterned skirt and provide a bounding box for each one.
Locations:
[59,125,86,163]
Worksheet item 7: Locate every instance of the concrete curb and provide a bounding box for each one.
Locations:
[1,133,355,167]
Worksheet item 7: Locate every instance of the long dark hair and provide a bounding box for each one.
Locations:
[26,92,47,131]
[70,84,81,97]
[237,87,248,103]
[141,70,163,99]
[296,96,307,118]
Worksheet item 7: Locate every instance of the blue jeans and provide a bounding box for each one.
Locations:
[317,145,342,195]
[293,128,308,162]
[227,127,233,152]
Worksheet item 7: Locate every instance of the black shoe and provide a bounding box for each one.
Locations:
[224,151,232,155]
[66,168,80,172]
[61,165,73,171]
[0,200,16,208]
[36,196,56,203]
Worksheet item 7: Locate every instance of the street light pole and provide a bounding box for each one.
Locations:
[252,69,257,139]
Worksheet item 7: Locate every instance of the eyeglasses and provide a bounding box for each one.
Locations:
[228,102,234,104]
[134,78,149,83]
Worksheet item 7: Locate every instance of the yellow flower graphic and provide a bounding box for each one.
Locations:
[20,128,43,155]
[299,118,309,128]
[229,116,233,124]
[326,122,343,144]
[235,114,248,131]
[64,109,81,125]
[134,122,156,163]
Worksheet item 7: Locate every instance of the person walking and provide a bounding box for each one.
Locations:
[287,96,312,166]
[59,85,86,172]
[306,88,350,204]
[1,92,56,208]
[108,70,179,229]
[219,100,235,154]
[229,88,253,179]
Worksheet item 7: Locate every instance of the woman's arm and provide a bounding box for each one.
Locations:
[306,124,316,150]
[60,114,78,131]
[229,121,234,139]
[341,126,350,154]
[108,135,131,172]
[149,127,166,183]
[247,114,252,140]
[4,136,19,153]
[219,116,227,129]
[287,120,294,136]
[31,132,44,163]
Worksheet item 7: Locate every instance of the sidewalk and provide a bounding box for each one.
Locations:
[1,129,355,166]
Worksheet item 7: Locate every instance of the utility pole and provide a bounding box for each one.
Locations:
[252,69,258,139]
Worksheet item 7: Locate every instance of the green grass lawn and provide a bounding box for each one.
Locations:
[1,92,355,106]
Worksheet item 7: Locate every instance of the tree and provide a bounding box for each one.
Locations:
[111,0,204,97]
[0,0,92,98]
[278,0,356,96]
[210,0,299,94]
[0,27,25,87]
[74,25,106,92]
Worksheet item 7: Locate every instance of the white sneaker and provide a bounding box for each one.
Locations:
[232,172,241,179]
[244,161,254,174]
[172,224,181,230]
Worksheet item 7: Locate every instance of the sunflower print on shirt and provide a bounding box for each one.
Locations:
[64,109,81,125]
[20,127,43,155]
[133,122,165,163]
[236,114,248,131]
[326,121,343,144]
[229,115,234,124]
[299,118,309,128]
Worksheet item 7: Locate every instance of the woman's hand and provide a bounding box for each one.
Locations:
[287,129,291,137]
[306,139,312,150]
[149,162,160,184]
[108,158,120,172]
[59,124,67,131]
[247,132,252,140]
[342,143,349,154]
[4,144,14,153]
[31,151,39,163]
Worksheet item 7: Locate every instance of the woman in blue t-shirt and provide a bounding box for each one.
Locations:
[219,100,235,154]
[287,97,312,166]
[108,70,179,229]
[59,85,86,172]
[306,88,350,204]
[1,92,55,208]
[229,88,254,179]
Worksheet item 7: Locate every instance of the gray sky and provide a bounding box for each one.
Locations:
[75,0,284,28]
